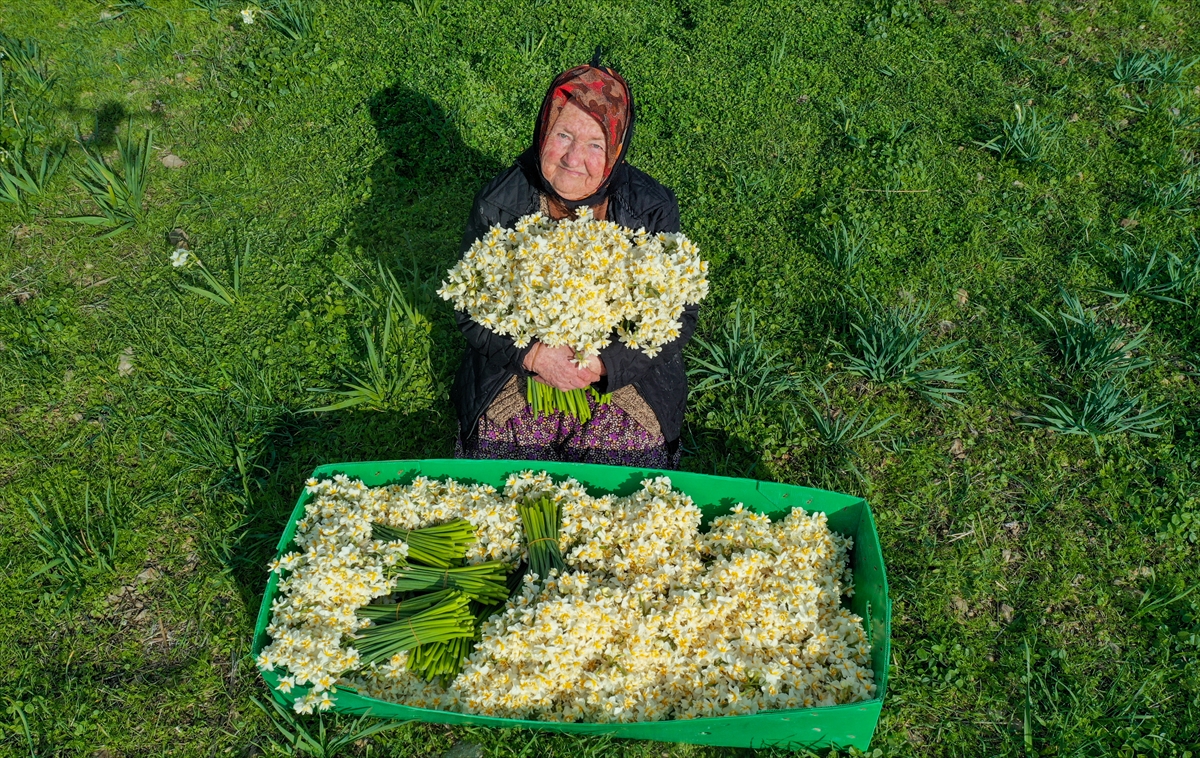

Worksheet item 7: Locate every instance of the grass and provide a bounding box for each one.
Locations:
[0,0,1199,756]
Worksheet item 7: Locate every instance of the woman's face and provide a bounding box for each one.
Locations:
[540,101,607,201]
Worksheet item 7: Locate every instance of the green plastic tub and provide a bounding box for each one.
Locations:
[252,459,891,751]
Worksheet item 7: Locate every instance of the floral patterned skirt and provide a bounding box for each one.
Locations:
[456,380,678,469]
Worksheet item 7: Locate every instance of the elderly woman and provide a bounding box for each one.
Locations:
[452,63,698,469]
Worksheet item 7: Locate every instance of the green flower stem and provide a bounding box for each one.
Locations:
[518,496,566,580]
[356,588,458,623]
[525,378,612,424]
[372,518,476,568]
[390,561,509,604]
[353,591,475,667]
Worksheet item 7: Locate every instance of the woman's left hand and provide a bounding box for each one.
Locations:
[584,354,607,377]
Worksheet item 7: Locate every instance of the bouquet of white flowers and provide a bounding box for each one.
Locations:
[438,210,709,421]
[258,472,876,720]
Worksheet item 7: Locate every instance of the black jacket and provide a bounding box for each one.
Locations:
[452,162,698,447]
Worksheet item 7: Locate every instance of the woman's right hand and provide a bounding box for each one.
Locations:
[524,342,600,391]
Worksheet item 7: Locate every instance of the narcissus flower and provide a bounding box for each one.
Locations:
[259,472,875,718]
[439,209,709,365]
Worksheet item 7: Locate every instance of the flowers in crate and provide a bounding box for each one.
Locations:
[438,209,709,365]
[259,471,876,719]
[256,475,402,714]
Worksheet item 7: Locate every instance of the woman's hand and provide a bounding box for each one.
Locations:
[525,343,600,391]
[584,353,606,376]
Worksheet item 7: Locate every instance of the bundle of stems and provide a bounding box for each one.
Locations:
[518,496,566,580]
[407,569,525,682]
[526,378,612,424]
[354,591,474,667]
[372,519,475,568]
[356,589,456,623]
[390,561,509,604]
[407,631,473,681]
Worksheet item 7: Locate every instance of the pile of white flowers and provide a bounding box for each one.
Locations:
[258,472,876,720]
[438,210,709,362]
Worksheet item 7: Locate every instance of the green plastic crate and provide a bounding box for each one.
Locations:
[252,459,891,751]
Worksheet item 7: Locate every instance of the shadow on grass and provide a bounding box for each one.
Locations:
[215,82,507,615]
[681,422,766,480]
[81,101,127,148]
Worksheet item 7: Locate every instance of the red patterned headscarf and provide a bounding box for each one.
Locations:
[520,64,636,210]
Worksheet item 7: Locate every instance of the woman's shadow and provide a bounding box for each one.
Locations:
[304,83,507,463]
[223,86,506,604]
[347,83,503,294]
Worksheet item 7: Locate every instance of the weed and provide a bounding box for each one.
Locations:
[66,127,153,238]
[27,484,119,610]
[260,0,315,40]
[1150,51,1197,90]
[1112,50,1159,89]
[0,34,56,95]
[835,295,968,406]
[978,103,1061,165]
[1020,375,1167,449]
[408,0,441,19]
[833,98,874,150]
[189,0,233,20]
[308,262,436,412]
[688,302,797,418]
[252,696,409,757]
[1164,237,1200,290]
[134,20,177,62]
[518,31,547,61]
[771,34,787,70]
[1144,172,1198,216]
[4,698,37,757]
[1111,49,1197,115]
[1097,242,1185,305]
[791,379,893,483]
[0,142,65,210]
[174,236,251,307]
[1029,289,1151,377]
[813,218,870,271]
[993,37,1037,75]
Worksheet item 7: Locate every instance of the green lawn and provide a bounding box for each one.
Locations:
[2,0,1199,754]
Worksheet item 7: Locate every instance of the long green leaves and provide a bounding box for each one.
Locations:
[27,484,119,610]
[1029,289,1151,378]
[406,599,498,682]
[174,238,250,307]
[356,588,458,623]
[813,218,870,271]
[260,0,314,40]
[1020,376,1167,452]
[0,142,65,209]
[978,103,1061,164]
[0,34,57,95]
[66,127,152,237]
[307,262,435,412]
[1097,243,1189,305]
[251,695,407,758]
[688,301,796,417]
[835,296,967,406]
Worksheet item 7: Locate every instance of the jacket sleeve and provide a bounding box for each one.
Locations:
[597,303,699,393]
[455,187,536,375]
[597,188,694,392]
